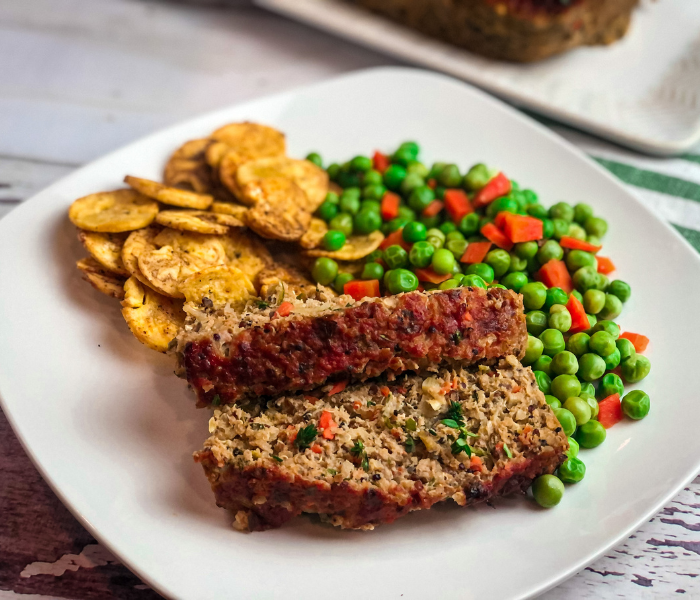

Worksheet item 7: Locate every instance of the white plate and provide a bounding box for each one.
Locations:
[255,0,700,156]
[0,67,698,600]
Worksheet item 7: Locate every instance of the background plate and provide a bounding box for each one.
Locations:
[255,0,700,156]
[0,67,698,600]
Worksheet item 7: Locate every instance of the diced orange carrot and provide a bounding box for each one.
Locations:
[560,236,601,253]
[598,394,623,429]
[328,381,348,396]
[537,259,574,294]
[596,256,616,275]
[311,444,323,454]
[503,214,543,243]
[460,241,491,264]
[620,332,649,353]
[379,228,411,251]
[494,211,510,229]
[380,191,400,221]
[470,455,484,472]
[566,293,589,333]
[481,222,514,251]
[319,410,338,440]
[372,151,390,173]
[274,301,293,318]
[422,200,444,218]
[380,386,391,397]
[473,172,511,208]
[413,267,452,284]
[443,189,473,222]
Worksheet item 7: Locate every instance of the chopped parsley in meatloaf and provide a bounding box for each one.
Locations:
[195,356,568,531]
[176,286,527,407]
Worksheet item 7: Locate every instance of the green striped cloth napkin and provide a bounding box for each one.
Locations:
[531,114,700,252]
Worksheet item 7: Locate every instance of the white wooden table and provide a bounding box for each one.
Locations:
[1,1,699,598]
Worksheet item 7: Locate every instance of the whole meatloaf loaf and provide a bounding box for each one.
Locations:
[176,286,527,407]
[347,0,638,62]
[195,356,568,531]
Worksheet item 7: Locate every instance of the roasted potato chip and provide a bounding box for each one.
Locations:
[122,226,160,286]
[257,263,319,301]
[305,230,384,261]
[124,176,213,210]
[234,157,328,211]
[210,122,285,161]
[210,201,248,221]
[76,257,127,299]
[155,210,244,235]
[77,230,129,276]
[121,277,185,353]
[181,265,255,309]
[219,230,272,282]
[299,218,328,249]
[69,190,159,233]
[242,178,311,242]
[163,138,213,194]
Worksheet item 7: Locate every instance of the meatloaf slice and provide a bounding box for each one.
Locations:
[347,0,638,62]
[194,356,568,531]
[177,286,527,407]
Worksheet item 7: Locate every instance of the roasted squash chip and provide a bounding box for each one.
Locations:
[69,190,159,233]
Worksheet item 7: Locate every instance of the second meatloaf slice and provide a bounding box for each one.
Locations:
[177,286,527,407]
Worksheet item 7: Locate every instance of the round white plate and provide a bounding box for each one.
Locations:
[0,68,697,600]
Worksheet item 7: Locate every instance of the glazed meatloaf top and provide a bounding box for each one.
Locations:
[195,355,568,531]
[176,286,527,407]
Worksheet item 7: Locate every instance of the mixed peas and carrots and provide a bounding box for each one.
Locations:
[305,143,651,509]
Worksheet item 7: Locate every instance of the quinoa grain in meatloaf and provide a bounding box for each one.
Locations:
[194,356,568,531]
[177,286,527,407]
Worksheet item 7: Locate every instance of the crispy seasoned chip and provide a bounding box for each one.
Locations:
[155,210,244,235]
[305,230,384,261]
[181,265,255,309]
[121,277,185,353]
[210,201,248,221]
[242,178,311,242]
[205,142,231,169]
[122,226,160,286]
[234,157,328,211]
[256,263,319,301]
[77,230,129,276]
[69,190,159,233]
[163,138,213,194]
[219,230,272,282]
[76,257,127,299]
[299,217,328,249]
[210,122,285,160]
[124,175,213,210]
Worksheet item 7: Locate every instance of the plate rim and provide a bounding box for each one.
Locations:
[1,65,699,600]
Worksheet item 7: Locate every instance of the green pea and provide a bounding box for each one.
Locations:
[584,216,608,238]
[538,218,553,239]
[571,290,583,303]
[566,250,596,272]
[400,172,425,197]
[507,253,527,273]
[392,148,415,168]
[533,355,553,377]
[543,287,567,310]
[533,370,552,394]
[489,283,507,290]
[575,420,606,448]
[440,221,457,235]
[463,163,491,190]
[342,186,361,199]
[581,394,599,419]
[526,255,540,275]
[397,141,420,157]
[326,163,340,180]
[551,218,569,240]
[363,170,383,186]
[486,196,519,219]
[317,201,338,222]
[579,382,596,397]
[354,209,382,235]
[548,307,572,333]
[362,184,386,201]
[594,273,609,292]
[385,268,419,295]
[502,271,528,292]
[608,280,631,303]
[551,351,579,376]
[322,230,346,251]
[432,248,456,275]
[406,160,428,178]
[621,355,651,383]
[539,328,565,357]
[521,282,547,310]
[428,162,447,180]
[420,214,442,229]
[621,390,650,420]
[553,408,577,436]
[461,274,487,289]
[559,457,586,484]
[329,213,353,237]
[426,228,445,249]
[399,206,418,223]
[333,272,354,294]
[582,289,605,314]
[574,203,594,225]
[324,191,340,205]
[566,332,590,357]
[551,374,581,402]
[458,213,480,236]
[566,436,580,459]
[384,217,408,235]
[465,263,495,284]
[349,155,371,172]
[587,314,597,331]
[402,221,427,244]
[365,250,384,264]
[523,335,544,366]
[526,311,548,336]
[577,353,606,382]
[603,347,621,371]
[546,395,561,409]
[361,262,384,281]
[587,235,602,247]
[567,224,587,241]
[597,373,623,399]
[549,202,574,222]
[512,241,537,260]
[446,239,468,260]
[312,257,338,286]
[337,171,362,189]
[563,397,591,425]
[537,240,564,264]
[573,266,599,293]
[408,186,435,212]
[591,320,620,339]
[306,152,323,168]
[598,294,623,320]
[439,279,460,290]
[589,331,615,357]
[383,164,407,191]
[527,204,548,219]
[409,241,435,268]
[339,194,361,215]
[480,249,509,278]
[616,338,636,362]
[532,474,565,508]
[384,245,409,269]
[436,164,461,188]
[360,200,381,214]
